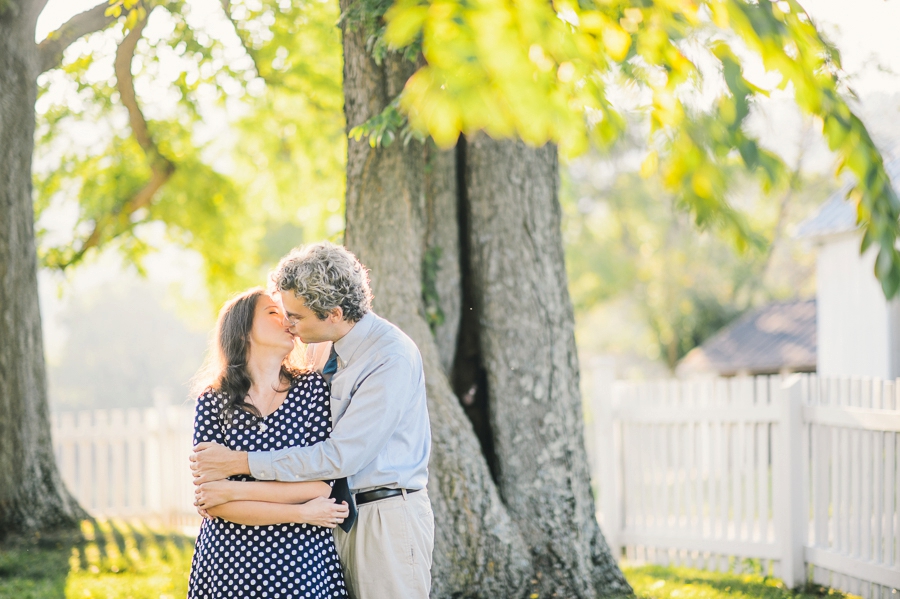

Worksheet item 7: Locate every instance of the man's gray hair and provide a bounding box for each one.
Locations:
[271,242,372,322]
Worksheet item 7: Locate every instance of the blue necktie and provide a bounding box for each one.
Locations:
[323,348,338,382]
[320,346,356,531]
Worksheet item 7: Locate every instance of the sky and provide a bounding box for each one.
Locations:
[800,0,900,96]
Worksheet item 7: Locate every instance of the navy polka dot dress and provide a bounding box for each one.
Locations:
[188,373,348,599]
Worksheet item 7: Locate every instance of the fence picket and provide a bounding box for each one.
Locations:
[633,422,644,534]
[110,410,126,513]
[884,379,895,570]
[873,383,887,566]
[657,421,668,541]
[717,407,730,547]
[76,411,93,509]
[862,382,874,563]
[672,420,683,537]
[126,410,143,511]
[893,431,899,569]
[695,417,707,542]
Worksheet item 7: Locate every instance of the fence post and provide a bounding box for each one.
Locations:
[596,365,622,559]
[778,375,807,588]
[153,387,174,526]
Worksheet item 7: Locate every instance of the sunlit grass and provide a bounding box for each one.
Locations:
[1,522,864,599]
[0,519,193,599]
[625,564,859,599]
[65,519,193,599]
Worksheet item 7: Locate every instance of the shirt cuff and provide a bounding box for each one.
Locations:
[248,451,275,480]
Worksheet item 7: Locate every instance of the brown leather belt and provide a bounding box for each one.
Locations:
[355,487,420,506]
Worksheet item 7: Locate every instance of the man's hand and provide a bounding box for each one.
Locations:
[190,442,250,485]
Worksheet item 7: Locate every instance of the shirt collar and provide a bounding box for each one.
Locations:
[333,311,375,365]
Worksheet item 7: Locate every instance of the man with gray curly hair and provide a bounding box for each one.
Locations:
[192,242,434,599]
[273,242,373,324]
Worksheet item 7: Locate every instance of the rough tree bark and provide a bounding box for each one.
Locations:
[465,137,631,596]
[339,10,533,595]
[338,9,631,597]
[0,0,86,534]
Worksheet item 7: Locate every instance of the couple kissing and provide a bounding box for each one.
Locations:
[188,242,434,599]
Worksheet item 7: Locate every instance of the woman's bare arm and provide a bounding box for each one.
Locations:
[206,495,349,527]
[196,479,331,510]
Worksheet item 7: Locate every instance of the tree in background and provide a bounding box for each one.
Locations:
[564,119,838,371]
[34,0,346,298]
[2,0,346,535]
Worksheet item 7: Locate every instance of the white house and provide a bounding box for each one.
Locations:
[796,155,900,379]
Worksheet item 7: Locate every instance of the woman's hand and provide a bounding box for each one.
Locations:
[296,496,350,528]
[194,480,236,510]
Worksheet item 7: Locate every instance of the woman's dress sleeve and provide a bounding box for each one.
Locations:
[193,389,226,446]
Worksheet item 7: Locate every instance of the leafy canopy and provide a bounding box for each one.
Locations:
[35,0,345,302]
[35,0,900,301]
[380,0,900,297]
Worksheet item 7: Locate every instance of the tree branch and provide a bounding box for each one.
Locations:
[58,10,175,267]
[219,0,266,81]
[114,14,157,153]
[37,2,115,73]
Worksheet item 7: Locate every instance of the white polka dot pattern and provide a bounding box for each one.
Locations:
[188,373,347,598]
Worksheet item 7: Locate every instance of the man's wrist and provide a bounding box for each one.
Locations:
[233,451,250,476]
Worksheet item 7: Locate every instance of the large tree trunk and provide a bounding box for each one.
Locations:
[0,0,86,534]
[339,10,629,597]
[339,12,532,596]
[464,137,631,597]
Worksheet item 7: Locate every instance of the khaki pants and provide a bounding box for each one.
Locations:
[334,489,434,599]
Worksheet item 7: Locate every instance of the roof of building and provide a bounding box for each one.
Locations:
[676,299,817,377]
[797,154,900,240]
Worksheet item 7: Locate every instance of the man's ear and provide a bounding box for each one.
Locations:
[329,307,344,322]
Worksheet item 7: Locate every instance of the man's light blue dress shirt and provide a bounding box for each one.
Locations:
[248,312,431,492]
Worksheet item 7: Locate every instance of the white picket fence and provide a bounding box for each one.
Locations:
[50,373,900,596]
[592,374,900,598]
[51,392,198,529]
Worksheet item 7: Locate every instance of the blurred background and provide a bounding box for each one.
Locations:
[35,0,900,413]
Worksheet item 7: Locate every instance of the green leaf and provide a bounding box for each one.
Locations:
[384,4,427,48]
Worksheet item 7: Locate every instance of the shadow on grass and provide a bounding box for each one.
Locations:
[0,525,83,599]
[0,519,195,599]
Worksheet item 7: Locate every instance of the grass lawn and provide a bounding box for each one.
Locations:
[0,519,192,599]
[624,565,855,599]
[0,520,858,598]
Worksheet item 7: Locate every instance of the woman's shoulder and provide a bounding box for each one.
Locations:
[291,370,328,390]
[196,387,225,410]
[289,372,330,406]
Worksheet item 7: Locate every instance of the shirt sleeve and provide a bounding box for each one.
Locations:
[193,390,225,446]
[247,355,415,482]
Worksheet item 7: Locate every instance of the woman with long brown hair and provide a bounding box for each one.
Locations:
[188,287,348,599]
